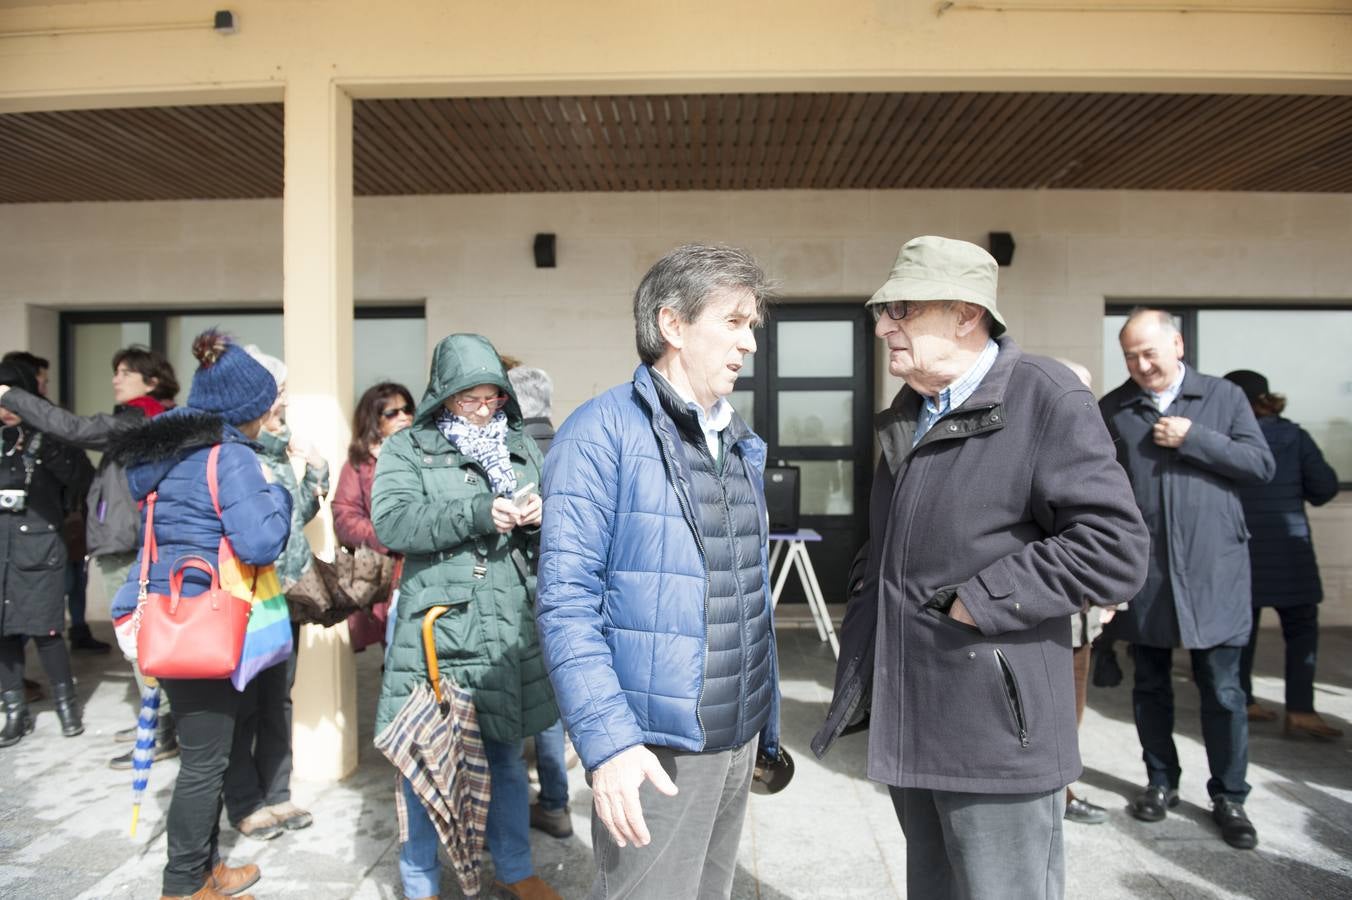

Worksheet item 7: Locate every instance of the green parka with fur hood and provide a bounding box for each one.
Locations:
[371,333,556,742]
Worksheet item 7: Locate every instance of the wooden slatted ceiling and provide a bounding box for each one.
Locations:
[1,92,1350,202]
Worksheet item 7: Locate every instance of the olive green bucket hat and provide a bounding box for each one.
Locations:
[868,235,1007,337]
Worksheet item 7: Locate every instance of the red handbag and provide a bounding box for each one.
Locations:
[133,447,253,680]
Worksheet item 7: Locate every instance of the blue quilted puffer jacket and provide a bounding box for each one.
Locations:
[537,365,781,771]
[108,408,293,619]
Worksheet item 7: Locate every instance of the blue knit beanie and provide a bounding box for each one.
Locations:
[187,330,277,425]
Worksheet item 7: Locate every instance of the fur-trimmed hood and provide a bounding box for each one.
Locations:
[106,406,256,501]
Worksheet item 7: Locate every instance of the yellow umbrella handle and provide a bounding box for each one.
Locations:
[422,606,450,704]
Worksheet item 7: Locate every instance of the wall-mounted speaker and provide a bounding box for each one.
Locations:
[213,10,238,34]
[533,233,557,269]
[988,231,1015,267]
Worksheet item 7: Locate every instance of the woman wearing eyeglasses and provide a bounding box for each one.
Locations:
[333,382,415,556]
[333,382,416,652]
[371,333,559,900]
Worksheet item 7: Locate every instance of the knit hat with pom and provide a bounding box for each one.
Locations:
[187,329,277,425]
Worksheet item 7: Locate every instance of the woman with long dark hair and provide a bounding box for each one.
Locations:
[332,382,414,651]
[1225,370,1342,740]
[332,382,415,555]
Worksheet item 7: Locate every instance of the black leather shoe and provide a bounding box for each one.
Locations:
[1091,643,1124,688]
[1130,785,1180,822]
[1212,797,1258,849]
[69,625,111,654]
[1065,795,1108,824]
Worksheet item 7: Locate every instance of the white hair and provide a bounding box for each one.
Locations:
[1054,357,1093,390]
[508,366,553,419]
[243,344,287,390]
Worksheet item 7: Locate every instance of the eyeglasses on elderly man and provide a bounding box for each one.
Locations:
[869,300,930,322]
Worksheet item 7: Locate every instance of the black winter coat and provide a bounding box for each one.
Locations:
[1100,368,1275,649]
[1240,416,1339,609]
[814,339,1148,794]
[0,426,94,637]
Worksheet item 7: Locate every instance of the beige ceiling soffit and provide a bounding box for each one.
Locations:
[340,73,1352,102]
[0,85,284,115]
[0,11,233,39]
[936,2,1352,14]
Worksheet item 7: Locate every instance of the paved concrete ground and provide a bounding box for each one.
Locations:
[2,619,1351,899]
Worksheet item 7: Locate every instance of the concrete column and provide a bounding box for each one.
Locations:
[283,71,358,781]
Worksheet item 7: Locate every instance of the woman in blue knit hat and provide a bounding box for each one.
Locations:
[107,330,293,900]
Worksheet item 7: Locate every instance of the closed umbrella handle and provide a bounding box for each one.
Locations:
[422,606,450,704]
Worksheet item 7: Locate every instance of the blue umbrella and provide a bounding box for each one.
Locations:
[128,679,161,837]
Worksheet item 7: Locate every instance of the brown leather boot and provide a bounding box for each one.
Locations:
[210,861,261,896]
[494,874,563,900]
[158,878,251,900]
[1285,711,1344,740]
[1246,702,1278,722]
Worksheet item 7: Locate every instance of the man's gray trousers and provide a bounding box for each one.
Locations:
[588,741,755,900]
[890,786,1066,900]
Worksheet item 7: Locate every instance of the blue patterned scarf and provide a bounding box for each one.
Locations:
[435,408,517,496]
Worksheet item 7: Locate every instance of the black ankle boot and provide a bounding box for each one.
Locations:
[52,681,83,737]
[1,688,34,747]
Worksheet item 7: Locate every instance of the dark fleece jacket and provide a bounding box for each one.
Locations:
[816,337,1149,794]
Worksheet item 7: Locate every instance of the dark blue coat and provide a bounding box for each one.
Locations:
[1240,416,1339,609]
[108,409,292,619]
[1100,368,1275,649]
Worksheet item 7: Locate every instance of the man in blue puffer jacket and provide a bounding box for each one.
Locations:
[538,244,781,900]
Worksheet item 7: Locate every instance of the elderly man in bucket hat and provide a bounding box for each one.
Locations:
[814,236,1149,899]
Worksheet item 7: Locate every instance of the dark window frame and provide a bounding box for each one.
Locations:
[58,303,424,409]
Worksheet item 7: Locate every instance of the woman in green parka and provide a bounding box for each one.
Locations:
[372,333,559,900]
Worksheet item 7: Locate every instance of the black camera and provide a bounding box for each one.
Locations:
[0,489,27,513]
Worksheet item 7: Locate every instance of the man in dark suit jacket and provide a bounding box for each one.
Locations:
[1101,308,1275,850]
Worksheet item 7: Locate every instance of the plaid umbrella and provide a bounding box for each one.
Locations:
[128,680,161,837]
[374,605,491,898]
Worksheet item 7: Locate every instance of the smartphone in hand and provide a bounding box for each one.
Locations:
[512,482,538,510]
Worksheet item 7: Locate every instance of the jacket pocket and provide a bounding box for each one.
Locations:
[422,585,483,662]
[994,648,1030,748]
[924,606,982,636]
[12,528,63,571]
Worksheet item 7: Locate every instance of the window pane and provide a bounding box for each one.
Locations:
[778,390,852,446]
[785,459,854,515]
[1101,314,1129,395]
[166,313,283,395]
[355,317,427,407]
[776,320,853,378]
[727,390,754,428]
[1197,309,1352,482]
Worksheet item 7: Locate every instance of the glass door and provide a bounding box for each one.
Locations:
[729,303,874,603]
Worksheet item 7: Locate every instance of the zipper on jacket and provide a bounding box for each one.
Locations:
[653,424,711,746]
[717,462,749,744]
[993,649,1030,748]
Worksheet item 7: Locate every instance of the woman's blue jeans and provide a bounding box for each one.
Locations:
[399,736,533,897]
[534,719,570,812]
